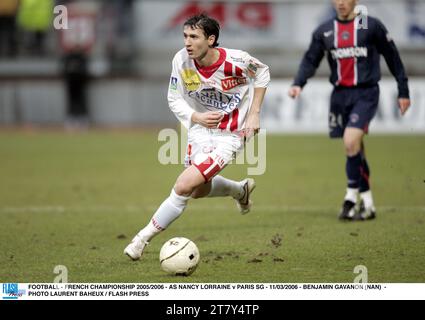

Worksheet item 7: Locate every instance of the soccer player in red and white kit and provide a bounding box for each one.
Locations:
[125,14,270,260]
[288,0,410,221]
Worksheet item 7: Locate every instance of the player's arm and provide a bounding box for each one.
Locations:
[245,87,267,138]
[167,55,196,128]
[191,112,223,128]
[244,54,270,138]
[289,28,325,99]
[375,19,411,115]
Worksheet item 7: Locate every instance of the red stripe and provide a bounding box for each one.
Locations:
[336,20,355,86]
[218,114,230,130]
[360,167,369,183]
[224,61,233,77]
[230,109,239,132]
[339,59,355,86]
[194,157,221,182]
[187,143,192,165]
[205,164,221,181]
[235,66,243,77]
[194,48,227,79]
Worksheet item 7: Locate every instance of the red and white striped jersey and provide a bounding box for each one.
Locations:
[168,47,270,131]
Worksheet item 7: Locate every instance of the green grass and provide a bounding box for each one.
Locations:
[0,130,424,283]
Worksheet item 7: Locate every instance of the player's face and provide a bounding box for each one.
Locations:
[333,0,358,19]
[183,26,215,61]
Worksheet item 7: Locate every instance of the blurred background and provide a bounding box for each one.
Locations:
[0,0,424,132]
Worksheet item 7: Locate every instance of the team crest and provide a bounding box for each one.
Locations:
[350,113,360,123]
[181,69,201,91]
[341,31,350,40]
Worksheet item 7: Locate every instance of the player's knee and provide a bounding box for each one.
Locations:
[174,181,193,197]
[344,138,361,156]
[174,176,199,197]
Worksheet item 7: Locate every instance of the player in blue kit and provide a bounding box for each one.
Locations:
[288,0,411,220]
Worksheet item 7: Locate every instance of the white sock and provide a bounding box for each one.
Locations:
[136,221,159,243]
[208,175,244,199]
[360,190,374,209]
[344,188,359,203]
[137,189,190,242]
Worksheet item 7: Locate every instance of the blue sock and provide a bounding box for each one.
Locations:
[346,153,362,189]
[359,152,370,192]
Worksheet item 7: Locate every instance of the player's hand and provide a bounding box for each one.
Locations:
[398,98,410,116]
[288,86,302,99]
[243,112,260,139]
[192,111,224,128]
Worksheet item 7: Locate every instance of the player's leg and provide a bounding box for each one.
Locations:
[359,141,370,191]
[192,175,241,199]
[341,86,379,220]
[124,126,210,260]
[191,174,255,214]
[190,181,212,198]
[339,127,364,219]
[356,141,376,220]
[329,88,358,220]
[191,132,255,214]
[124,166,205,260]
[207,175,255,214]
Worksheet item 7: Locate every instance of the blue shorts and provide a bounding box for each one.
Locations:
[329,85,379,138]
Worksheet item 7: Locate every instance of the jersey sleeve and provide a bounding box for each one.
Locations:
[293,27,325,88]
[167,54,195,129]
[242,52,270,88]
[374,19,409,99]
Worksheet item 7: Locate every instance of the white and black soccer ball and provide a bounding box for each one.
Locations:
[159,237,200,276]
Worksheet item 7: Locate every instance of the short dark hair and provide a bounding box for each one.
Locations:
[183,14,220,47]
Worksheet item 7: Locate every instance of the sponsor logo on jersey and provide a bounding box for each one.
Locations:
[180,69,201,91]
[202,79,217,86]
[202,145,215,154]
[221,76,247,91]
[230,56,244,63]
[330,46,368,59]
[188,88,242,113]
[170,77,178,91]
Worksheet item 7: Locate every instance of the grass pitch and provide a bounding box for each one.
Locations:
[0,130,424,283]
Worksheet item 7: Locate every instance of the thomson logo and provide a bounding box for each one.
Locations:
[331,47,368,59]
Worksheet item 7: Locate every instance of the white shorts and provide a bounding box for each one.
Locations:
[185,125,244,182]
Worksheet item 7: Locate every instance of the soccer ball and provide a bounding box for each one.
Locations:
[159,237,200,276]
